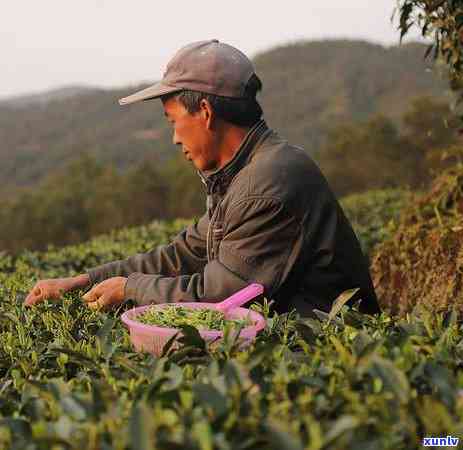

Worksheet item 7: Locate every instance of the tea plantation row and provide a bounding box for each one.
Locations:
[1,192,462,449]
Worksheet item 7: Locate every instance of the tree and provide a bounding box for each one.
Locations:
[317,115,422,196]
[397,0,463,116]
[121,160,170,226]
[402,95,459,175]
[397,1,463,73]
[403,96,456,149]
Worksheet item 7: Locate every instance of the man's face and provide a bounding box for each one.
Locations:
[162,96,219,172]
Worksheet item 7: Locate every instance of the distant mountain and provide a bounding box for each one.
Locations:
[0,40,448,188]
[0,86,100,108]
[253,40,448,156]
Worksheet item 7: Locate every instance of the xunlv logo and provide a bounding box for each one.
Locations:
[423,436,459,447]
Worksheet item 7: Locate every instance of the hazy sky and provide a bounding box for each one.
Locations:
[1,0,424,99]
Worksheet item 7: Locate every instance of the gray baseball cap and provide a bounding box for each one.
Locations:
[118,39,257,106]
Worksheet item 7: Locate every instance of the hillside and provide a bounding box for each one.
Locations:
[0,40,448,187]
[0,86,99,108]
[254,40,448,156]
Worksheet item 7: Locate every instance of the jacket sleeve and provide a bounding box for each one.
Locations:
[123,197,302,305]
[86,213,209,285]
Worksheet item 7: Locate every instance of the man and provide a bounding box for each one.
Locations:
[25,39,380,316]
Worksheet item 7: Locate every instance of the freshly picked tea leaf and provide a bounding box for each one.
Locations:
[136,305,253,331]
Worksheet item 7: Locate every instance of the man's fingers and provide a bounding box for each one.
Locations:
[87,293,110,310]
[23,279,72,308]
[82,284,104,303]
[87,299,102,310]
[82,290,96,303]
[24,285,45,306]
[24,293,41,306]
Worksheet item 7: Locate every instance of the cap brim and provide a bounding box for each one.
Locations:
[118,82,182,106]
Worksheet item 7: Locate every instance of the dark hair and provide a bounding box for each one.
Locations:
[162,74,263,127]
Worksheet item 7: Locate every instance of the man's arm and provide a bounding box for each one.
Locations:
[24,214,209,307]
[123,197,301,305]
[86,213,209,285]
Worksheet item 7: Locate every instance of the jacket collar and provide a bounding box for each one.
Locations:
[196,119,270,195]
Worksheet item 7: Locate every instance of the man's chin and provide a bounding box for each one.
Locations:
[189,160,200,170]
[184,154,195,166]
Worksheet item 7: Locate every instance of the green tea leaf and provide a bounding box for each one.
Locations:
[368,356,410,402]
[129,401,154,450]
[192,421,214,450]
[264,421,304,450]
[328,288,360,323]
[192,382,228,418]
[323,415,359,446]
[294,321,318,345]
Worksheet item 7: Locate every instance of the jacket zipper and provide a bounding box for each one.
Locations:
[207,199,222,261]
[206,217,212,262]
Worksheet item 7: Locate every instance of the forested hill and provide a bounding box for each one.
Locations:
[0,39,447,188]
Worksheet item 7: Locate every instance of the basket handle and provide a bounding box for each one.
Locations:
[215,283,264,313]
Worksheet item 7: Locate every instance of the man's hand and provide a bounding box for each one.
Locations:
[82,277,127,310]
[24,276,86,306]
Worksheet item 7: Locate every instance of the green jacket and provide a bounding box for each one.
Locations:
[87,120,380,316]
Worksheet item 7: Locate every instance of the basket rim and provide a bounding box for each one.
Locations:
[120,302,266,337]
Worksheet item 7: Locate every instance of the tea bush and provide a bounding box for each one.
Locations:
[1,218,191,278]
[340,188,412,259]
[1,215,463,449]
[371,152,463,315]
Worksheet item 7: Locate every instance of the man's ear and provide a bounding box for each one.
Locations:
[199,99,215,130]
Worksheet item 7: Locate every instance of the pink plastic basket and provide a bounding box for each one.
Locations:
[121,284,266,356]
